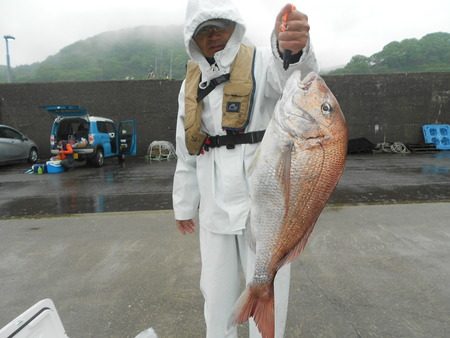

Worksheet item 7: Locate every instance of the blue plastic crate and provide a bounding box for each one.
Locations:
[422,124,450,150]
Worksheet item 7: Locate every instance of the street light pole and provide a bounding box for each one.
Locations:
[169,50,173,80]
[4,35,15,83]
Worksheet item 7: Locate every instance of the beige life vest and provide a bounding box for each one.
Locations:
[184,44,256,155]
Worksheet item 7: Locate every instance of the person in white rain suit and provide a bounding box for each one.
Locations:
[172,0,318,337]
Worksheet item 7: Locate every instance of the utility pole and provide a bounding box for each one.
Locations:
[3,35,15,83]
[169,50,173,80]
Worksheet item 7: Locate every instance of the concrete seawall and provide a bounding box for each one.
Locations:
[1,72,449,157]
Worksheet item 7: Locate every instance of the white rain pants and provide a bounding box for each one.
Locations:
[199,226,291,338]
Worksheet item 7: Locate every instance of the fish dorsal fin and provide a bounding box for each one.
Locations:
[277,219,317,270]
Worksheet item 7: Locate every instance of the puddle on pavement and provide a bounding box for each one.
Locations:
[0,193,172,218]
[3,180,450,218]
[2,154,450,218]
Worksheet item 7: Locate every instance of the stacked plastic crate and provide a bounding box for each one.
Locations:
[422,124,450,150]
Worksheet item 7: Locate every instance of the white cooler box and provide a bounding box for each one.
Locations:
[0,299,68,338]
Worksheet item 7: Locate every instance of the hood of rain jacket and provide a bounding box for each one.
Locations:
[184,0,247,87]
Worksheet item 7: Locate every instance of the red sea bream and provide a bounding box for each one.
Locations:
[231,71,348,338]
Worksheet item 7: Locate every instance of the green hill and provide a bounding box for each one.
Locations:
[1,29,449,83]
[2,25,189,83]
[328,32,450,75]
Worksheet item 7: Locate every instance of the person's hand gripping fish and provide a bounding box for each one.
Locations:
[276,3,310,70]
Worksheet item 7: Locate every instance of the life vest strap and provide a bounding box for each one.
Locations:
[197,74,231,102]
[203,130,265,151]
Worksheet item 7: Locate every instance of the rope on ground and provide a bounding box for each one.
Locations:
[390,142,410,153]
[374,142,410,154]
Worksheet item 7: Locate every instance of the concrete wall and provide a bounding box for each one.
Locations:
[325,73,450,145]
[0,80,181,158]
[1,73,449,158]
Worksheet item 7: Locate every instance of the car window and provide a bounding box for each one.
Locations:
[97,121,107,133]
[97,121,115,134]
[0,127,22,140]
[105,122,115,134]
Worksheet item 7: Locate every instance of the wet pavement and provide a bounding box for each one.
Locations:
[1,152,450,219]
[331,151,450,205]
[1,152,450,337]
[0,158,175,219]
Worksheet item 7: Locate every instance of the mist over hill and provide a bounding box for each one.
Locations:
[1,29,449,83]
[1,25,188,83]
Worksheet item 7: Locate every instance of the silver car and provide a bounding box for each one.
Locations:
[0,124,39,165]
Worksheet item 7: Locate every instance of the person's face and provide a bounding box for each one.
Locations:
[193,23,235,58]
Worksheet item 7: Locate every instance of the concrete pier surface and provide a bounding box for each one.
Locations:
[1,203,449,338]
[1,152,450,337]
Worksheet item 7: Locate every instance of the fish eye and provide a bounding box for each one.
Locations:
[321,103,332,115]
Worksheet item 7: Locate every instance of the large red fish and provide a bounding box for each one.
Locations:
[231,71,348,338]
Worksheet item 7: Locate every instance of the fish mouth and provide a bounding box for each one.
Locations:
[299,72,318,90]
[291,71,321,122]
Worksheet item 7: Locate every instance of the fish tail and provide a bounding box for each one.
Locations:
[229,282,275,338]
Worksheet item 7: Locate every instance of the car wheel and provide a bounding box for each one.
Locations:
[92,148,104,167]
[28,147,39,163]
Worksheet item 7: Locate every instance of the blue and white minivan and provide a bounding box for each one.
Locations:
[43,105,137,167]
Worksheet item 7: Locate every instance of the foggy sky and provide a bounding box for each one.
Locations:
[1,0,449,70]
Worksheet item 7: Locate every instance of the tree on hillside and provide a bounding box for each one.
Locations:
[4,25,189,83]
[328,32,450,75]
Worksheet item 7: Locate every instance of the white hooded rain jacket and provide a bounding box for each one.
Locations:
[173,0,319,234]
